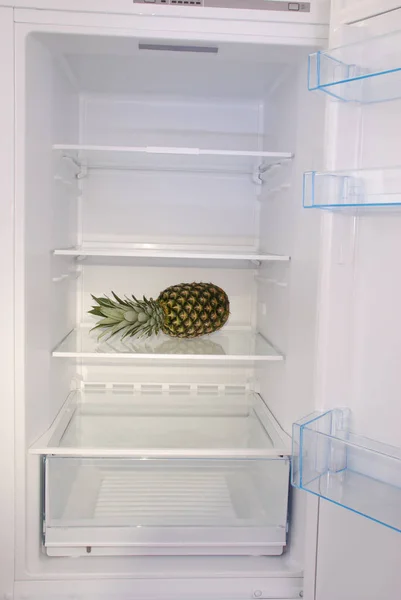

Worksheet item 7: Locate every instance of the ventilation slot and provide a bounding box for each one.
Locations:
[171,0,203,4]
[138,43,218,54]
[134,1,204,5]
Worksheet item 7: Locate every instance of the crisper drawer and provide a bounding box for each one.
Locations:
[44,456,289,557]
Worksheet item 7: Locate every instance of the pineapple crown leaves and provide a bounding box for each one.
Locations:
[89,292,164,341]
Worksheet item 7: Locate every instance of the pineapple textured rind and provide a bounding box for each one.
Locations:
[158,282,229,338]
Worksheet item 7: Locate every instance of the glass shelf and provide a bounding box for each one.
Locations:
[308,30,401,103]
[53,144,293,175]
[30,390,291,458]
[292,409,401,533]
[52,327,284,362]
[53,244,290,266]
[303,167,401,210]
[44,455,289,556]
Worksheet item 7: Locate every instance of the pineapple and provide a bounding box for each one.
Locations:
[89,282,230,340]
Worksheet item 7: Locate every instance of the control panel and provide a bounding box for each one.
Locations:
[133,1,311,12]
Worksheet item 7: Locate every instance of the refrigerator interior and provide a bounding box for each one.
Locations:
[15,29,325,579]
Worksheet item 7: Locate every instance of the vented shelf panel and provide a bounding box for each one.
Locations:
[30,390,290,458]
[308,30,401,103]
[292,409,401,533]
[303,167,401,210]
[53,244,290,266]
[44,456,289,556]
[53,144,293,175]
[52,327,283,362]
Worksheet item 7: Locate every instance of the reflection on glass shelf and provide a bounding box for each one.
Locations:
[53,144,293,175]
[308,31,401,103]
[30,390,290,458]
[52,327,283,361]
[44,456,289,556]
[303,167,401,210]
[292,409,401,533]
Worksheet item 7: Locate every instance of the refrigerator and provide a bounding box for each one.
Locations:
[0,1,400,599]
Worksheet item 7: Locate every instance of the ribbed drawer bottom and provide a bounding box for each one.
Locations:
[94,470,237,522]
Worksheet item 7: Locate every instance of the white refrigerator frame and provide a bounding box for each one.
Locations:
[1,0,401,598]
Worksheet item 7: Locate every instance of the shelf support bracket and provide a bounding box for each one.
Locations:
[76,165,88,180]
[258,156,294,180]
[252,166,264,186]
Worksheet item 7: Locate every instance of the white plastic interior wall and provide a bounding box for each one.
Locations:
[16,29,325,581]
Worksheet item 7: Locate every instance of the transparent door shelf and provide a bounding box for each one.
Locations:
[308,30,401,103]
[53,144,293,175]
[52,328,283,362]
[53,244,290,266]
[292,409,401,533]
[30,390,291,458]
[303,167,401,210]
[44,456,289,556]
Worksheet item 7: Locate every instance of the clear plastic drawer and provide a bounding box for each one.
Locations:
[44,456,290,557]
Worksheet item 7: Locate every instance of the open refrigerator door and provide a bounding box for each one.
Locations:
[294,1,401,599]
[330,0,401,27]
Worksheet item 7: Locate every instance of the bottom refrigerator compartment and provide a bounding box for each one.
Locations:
[44,456,290,557]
